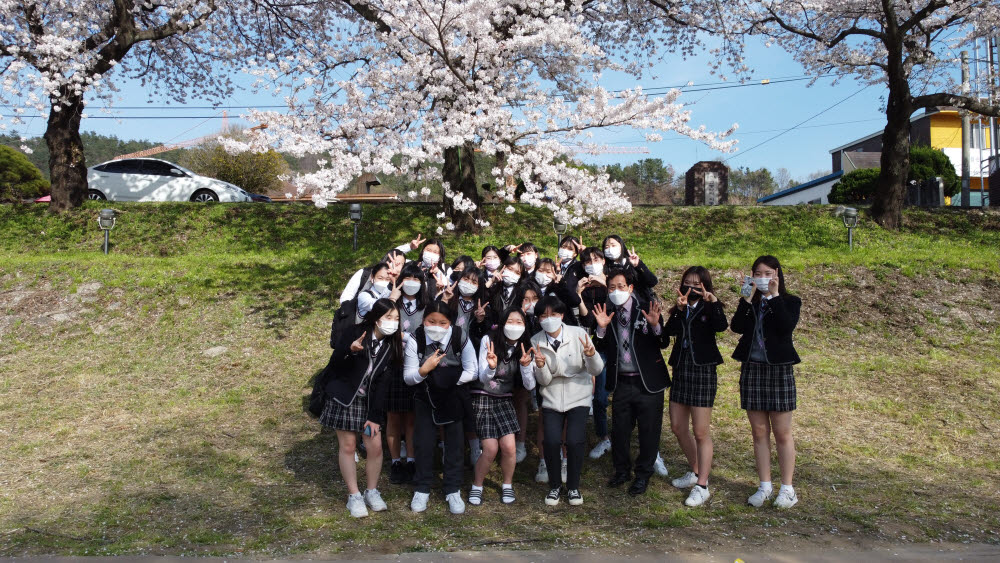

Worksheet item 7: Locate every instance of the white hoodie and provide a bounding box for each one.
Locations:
[530,324,604,412]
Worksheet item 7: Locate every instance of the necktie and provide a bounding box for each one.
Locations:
[551,340,560,351]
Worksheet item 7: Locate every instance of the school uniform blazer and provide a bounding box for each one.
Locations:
[606,258,658,301]
[540,281,580,326]
[530,324,604,412]
[324,324,396,425]
[665,300,728,367]
[730,294,801,365]
[578,284,609,333]
[595,297,670,393]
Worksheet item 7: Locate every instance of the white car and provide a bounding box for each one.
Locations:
[86,158,252,203]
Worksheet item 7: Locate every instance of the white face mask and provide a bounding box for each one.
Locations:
[401,280,422,296]
[608,289,631,306]
[558,248,575,262]
[522,301,537,315]
[540,316,562,334]
[424,325,448,342]
[378,319,398,335]
[753,277,772,293]
[584,263,602,276]
[502,272,520,286]
[422,251,439,267]
[503,323,526,340]
[458,280,478,297]
[604,246,621,260]
[484,258,500,272]
[371,280,390,295]
[534,272,552,287]
[521,255,536,269]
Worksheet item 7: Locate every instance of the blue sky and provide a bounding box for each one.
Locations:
[13,40,896,184]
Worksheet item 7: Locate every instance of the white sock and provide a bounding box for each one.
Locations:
[406,457,415,463]
[760,481,773,493]
[469,438,480,451]
[502,483,513,490]
[779,484,795,496]
[392,458,401,464]
[471,484,483,492]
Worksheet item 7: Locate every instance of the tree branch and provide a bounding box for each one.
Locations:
[912,93,1000,117]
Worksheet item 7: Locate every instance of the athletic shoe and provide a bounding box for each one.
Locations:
[747,486,774,508]
[773,488,798,509]
[405,460,416,483]
[347,492,369,518]
[446,492,466,514]
[567,489,583,506]
[515,442,527,463]
[389,460,406,484]
[501,486,516,504]
[653,452,668,477]
[411,491,430,513]
[560,458,568,484]
[535,460,548,483]
[671,471,698,490]
[544,488,561,506]
[685,486,710,507]
[364,489,387,512]
[589,438,611,459]
[468,487,483,506]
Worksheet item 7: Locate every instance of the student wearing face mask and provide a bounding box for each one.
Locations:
[601,235,658,305]
[488,256,525,315]
[385,263,430,485]
[479,246,504,289]
[575,247,611,460]
[339,234,427,305]
[357,263,401,321]
[593,267,670,497]
[664,266,728,508]
[517,242,540,276]
[731,255,801,510]
[534,258,580,326]
[320,298,403,518]
[403,301,479,515]
[530,296,605,507]
[468,308,537,506]
[556,235,584,288]
[418,238,450,295]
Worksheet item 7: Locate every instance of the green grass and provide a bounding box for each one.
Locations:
[1,202,999,556]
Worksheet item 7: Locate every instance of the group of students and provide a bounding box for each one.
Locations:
[317,234,802,518]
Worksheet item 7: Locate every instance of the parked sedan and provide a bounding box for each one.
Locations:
[86,158,252,202]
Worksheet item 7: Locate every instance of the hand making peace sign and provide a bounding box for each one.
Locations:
[409,233,426,251]
[350,330,368,353]
[485,340,498,369]
[474,299,488,322]
[675,287,691,310]
[418,348,446,376]
[579,335,596,357]
[519,343,534,367]
[627,246,640,267]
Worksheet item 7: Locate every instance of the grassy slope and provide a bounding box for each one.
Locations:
[1,202,998,556]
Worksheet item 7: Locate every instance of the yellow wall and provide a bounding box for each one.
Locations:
[929,111,992,150]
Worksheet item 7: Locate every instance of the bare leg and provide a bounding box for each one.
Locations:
[362,431,384,490]
[747,410,772,483]
[670,401,698,474]
[690,406,713,486]
[474,438,499,487]
[498,434,517,485]
[336,430,360,494]
[769,411,795,486]
[386,412,402,459]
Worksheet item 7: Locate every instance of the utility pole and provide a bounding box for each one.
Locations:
[960,50,971,208]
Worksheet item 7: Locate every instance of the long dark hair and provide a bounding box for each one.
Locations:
[481,245,502,260]
[423,299,455,324]
[671,266,716,314]
[422,238,447,273]
[447,266,486,314]
[751,255,788,303]
[362,298,403,367]
[489,307,533,362]
[601,234,627,270]
[397,263,430,309]
[449,255,477,282]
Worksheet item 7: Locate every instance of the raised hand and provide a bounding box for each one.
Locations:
[409,233,426,251]
[519,343,533,367]
[675,287,691,310]
[593,303,615,328]
[579,335,596,357]
[475,299,487,322]
[533,346,546,368]
[643,299,662,326]
[701,289,718,303]
[486,340,498,369]
[419,348,446,376]
[389,283,402,301]
[350,330,368,353]
[768,277,780,297]
[441,280,457,301]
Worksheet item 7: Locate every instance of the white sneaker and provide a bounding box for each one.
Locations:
[446,492,466,514]
[411,491,430,513]
[347,492,369,518]
[515,442,527,463]
[654,452,668,477]
[399,440,407,458]
[747,487,774,508]
[685,485,710,507]
[560,458,568,484]
[671,471,698,489]
[468,487,483,506]
[535,460,548,483]
[773,487,798,509]
[364,489,387,512]
[470,447,482,467]
[589,438,611,459]
[354,452,359,463]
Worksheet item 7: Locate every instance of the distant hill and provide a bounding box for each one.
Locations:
[0,133,185,179]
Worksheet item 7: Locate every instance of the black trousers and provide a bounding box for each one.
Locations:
[412,398,465,495]
[610,376,664,481]
[542,406,589,491]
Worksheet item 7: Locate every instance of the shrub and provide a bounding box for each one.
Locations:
[0,145,50,202]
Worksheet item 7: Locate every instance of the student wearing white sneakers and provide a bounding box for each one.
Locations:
[730,255,802,509]
[468,308,537,506]
[320,299,403,518]
[664,267,729,507]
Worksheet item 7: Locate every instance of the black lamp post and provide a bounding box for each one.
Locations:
[842,207,858,250]
[349,203,362,251]
[553,219,568,247]
[97,209,116,254]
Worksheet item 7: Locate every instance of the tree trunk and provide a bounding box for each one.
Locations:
[442,142,482,233]
[871,41,913,230]
[45,90,88,212]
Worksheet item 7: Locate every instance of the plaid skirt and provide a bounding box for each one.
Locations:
[740,361,797,412]
[471,393,520,440]
[319,395,369,433]
[386,368,414,413]
[669,350,718,408]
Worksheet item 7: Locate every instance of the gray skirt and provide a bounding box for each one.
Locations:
[670,350,718,408]
[319,395,369,433]
[471,393,520,440]
[739,361,796,412]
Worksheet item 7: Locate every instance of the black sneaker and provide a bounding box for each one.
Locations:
[389,460,405,484]
[405,460,416,483]
[544,487,561,506]
[567,489,583,506]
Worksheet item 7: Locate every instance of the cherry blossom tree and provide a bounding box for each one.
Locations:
[0,0,335,211]
[234,0,737,232]
[646,0,1000,228]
